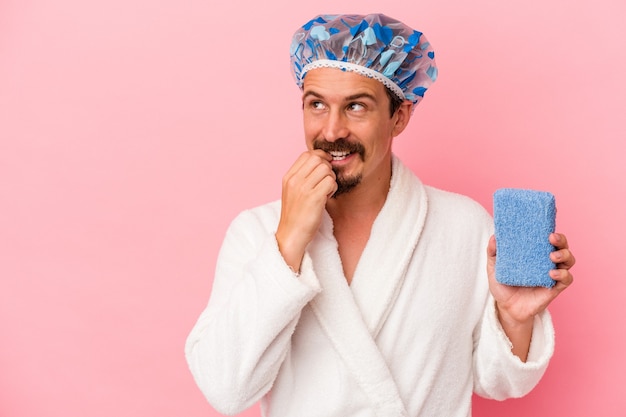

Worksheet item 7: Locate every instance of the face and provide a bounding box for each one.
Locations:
[301,68,411,197]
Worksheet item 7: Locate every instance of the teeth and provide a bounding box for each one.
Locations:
[329,151,350,160]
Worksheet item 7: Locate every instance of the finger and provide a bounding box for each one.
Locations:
[550,248,576,269]
[549,232,569,249]
[283,155,311,188]
[307,161,336,188]
[283,161,335,205]
[310,148,333,162]
[317,174,338,198]
[287,150,331,175]
[284,151,331,186]
[549,267,574,288]
[300,151,334,178]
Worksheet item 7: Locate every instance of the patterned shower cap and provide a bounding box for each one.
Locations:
[290,13,438,106]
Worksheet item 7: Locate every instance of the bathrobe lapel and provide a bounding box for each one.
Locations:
[307,156,427,417]
[350,155,428,337]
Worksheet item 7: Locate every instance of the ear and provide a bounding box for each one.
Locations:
[391,100,413,137]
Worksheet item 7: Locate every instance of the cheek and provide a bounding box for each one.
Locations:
[366,127,394,155]
[303,115,321,138]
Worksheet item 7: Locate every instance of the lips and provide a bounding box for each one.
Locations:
[329,151,351,161]
[313,138,365,161]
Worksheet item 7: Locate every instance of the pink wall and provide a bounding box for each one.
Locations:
[1,1,624,416]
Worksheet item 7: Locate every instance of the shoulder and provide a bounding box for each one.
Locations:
[216,200,282,256]
[227,200,282,237]
[424,186,493,230]
[392,156,491,226]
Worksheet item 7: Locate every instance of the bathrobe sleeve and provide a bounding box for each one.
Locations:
[464,202,555,401]
[185,206,321,415]
[472,292,555,400]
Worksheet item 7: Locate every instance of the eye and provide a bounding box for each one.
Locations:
[348,102,365,112]
[310,100,326,110]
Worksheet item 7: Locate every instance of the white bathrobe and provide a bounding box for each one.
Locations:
[185,155,554,417]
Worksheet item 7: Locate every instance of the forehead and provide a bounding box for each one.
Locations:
[302,67,387,99]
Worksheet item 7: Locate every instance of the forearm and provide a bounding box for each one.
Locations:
[473,299,555,400]
[496,303,534,362]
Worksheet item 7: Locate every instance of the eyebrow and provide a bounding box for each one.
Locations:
[302,90,378,103]
[302,90,323,101]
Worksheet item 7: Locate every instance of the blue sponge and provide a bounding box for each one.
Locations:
[493,188,557,288]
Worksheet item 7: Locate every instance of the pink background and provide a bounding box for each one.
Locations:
[1,0,624,416]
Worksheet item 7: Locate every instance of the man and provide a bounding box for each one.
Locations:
[186,14,575,417]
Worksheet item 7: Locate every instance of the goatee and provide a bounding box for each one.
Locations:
[332,173,362,198]
[313,138,365,198]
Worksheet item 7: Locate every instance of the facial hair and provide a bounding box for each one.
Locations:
[313,138,365,198]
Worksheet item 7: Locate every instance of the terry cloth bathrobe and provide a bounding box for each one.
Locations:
[185,155,555,417]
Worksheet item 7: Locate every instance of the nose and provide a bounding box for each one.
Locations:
[322,108,350,142]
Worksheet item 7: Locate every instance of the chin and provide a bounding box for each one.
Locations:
[332,174,362,198]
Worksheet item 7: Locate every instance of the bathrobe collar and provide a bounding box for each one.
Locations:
[305,155,428,416]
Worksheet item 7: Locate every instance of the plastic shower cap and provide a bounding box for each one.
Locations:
[290,13,438,106]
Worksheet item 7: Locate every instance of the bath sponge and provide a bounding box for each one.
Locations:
[493,188,557,288]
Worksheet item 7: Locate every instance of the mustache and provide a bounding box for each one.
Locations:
[312,138,365,158]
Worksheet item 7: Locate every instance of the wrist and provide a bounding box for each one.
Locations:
[495,302,534,362]
[496,303,534,330]
[275,230,306,273]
